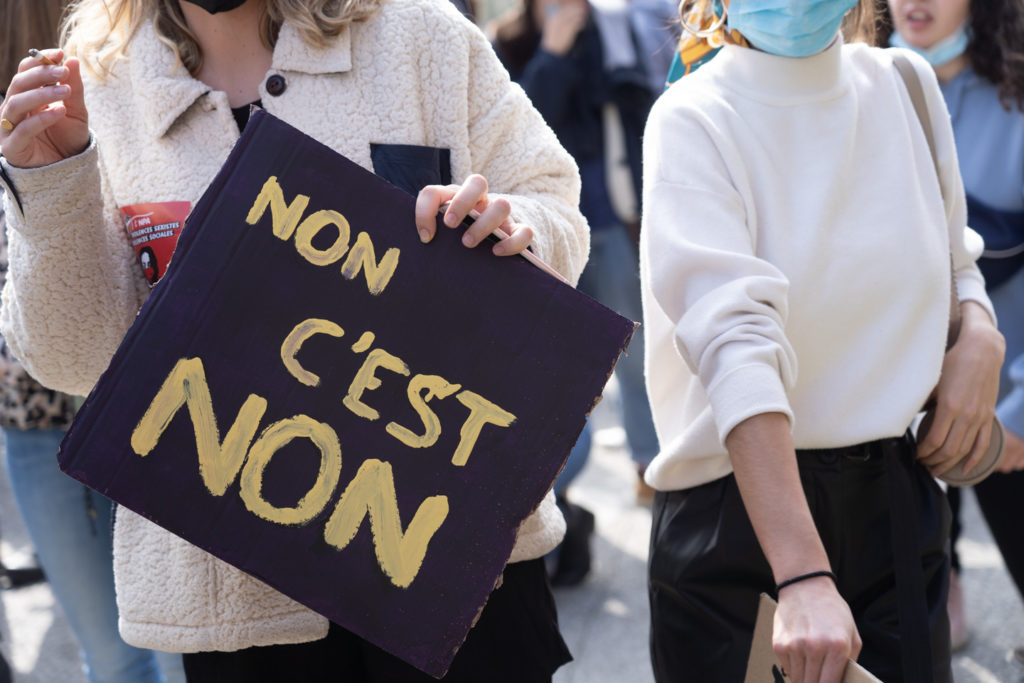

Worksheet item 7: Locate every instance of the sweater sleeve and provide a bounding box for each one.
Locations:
[996,162,1024,437]
[460,20,589,286]
[641,92,797,444]
[905,51,995,322]
[0,141,148,396]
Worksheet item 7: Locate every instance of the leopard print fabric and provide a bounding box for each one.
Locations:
[0,205,77,430]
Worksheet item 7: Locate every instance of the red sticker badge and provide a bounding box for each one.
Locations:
[120,202,191,286]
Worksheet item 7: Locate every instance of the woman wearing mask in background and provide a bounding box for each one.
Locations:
[1,2,186,682]
[879,0,1024,657]
[0,0,588,680]
[641,0,1004,681]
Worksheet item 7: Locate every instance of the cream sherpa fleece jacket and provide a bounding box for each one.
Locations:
[0,0,587,653]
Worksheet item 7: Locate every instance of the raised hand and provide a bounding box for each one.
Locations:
[0,49,90,169]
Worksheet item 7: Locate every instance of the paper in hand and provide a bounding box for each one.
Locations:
[744,594,881,683]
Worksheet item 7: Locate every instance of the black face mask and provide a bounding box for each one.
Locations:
[180,0,248,14]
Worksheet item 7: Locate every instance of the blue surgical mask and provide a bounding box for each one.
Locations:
[727,0,858,58]
[890,25,970,67]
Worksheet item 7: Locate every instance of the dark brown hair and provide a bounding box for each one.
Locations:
[1,0,69,92]
[873,0,1024,109]
[488,0,542,76]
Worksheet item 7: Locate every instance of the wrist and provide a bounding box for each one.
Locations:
[539,37,572,56]
[961,300,998,332]
[775,569,837,595]
[959,303,1005,356]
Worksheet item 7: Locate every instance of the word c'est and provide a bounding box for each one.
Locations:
[128,177,519,589]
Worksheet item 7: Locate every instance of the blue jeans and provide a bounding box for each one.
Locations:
[554,426,591,499]
[3,428,185,683]
[555,226,658,492]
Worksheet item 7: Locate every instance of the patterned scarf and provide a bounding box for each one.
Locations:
[665,0,749,87]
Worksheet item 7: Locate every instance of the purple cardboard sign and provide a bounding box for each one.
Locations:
[58,110,634,677]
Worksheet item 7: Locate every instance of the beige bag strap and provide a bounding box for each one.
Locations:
[893,55,942,183]
[892,53,961,348]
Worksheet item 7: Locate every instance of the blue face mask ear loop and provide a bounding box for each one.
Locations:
[890,24,972,67]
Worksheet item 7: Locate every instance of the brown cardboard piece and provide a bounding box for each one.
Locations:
[744,594,881,683]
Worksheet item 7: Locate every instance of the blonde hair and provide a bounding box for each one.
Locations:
[61,0,382,77]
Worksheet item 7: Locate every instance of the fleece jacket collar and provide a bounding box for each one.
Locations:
[132,19,353,138]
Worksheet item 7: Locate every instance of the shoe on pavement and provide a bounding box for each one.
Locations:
[0,565,46,590]
[635,465,655,506]
[550,497,595,587]
[947,568,970,652]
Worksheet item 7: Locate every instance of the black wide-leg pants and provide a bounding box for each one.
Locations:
[182,558,570,683]
[649,434,952,683]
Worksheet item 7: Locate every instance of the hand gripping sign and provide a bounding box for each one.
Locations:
[58,110,635,678]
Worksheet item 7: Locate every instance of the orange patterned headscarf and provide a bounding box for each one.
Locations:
[665,0,748,87]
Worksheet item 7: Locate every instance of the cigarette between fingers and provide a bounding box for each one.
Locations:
[28,49,62,67]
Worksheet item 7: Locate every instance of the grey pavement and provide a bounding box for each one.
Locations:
[1,384,1024,682]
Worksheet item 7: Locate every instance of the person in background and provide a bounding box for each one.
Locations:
[0,0,588,679]
[447,0,475,21]
[878,0,1024,657]
[641,0,1004,680]
[489,0,672,585]
[0,2,187,682]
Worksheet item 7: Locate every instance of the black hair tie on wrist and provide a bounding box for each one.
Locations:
[775,570,837,594]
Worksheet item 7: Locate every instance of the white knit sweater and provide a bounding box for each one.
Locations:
[0,0,587,652]
[640,37,995,492]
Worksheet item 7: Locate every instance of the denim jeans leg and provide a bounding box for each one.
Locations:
[153,651,186,683]
[554,422,592,497]
[576,227,659,467]
[3,427,175,683]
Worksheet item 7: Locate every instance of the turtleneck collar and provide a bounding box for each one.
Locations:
[709,31,848,105]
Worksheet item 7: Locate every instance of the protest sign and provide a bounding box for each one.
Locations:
[58,109,634,677]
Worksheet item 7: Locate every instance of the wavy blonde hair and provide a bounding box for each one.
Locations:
[61,0,381,77]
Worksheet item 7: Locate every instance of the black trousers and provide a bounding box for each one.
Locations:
[182,558,571,683]
[649,434,953,683]
[948,469,1024,601]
